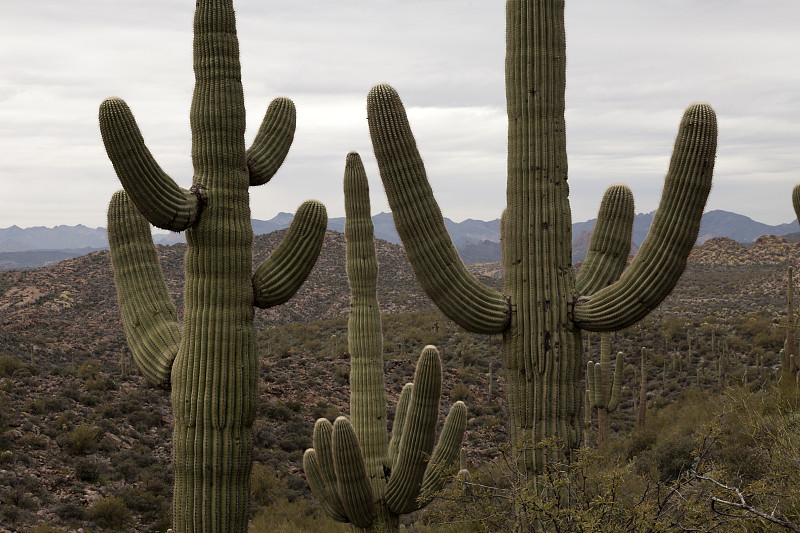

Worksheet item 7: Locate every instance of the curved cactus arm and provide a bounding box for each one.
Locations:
[583,390,592,429]
[331,417,376,529]
[252,200,327,309]
[367,84,510,335]
[574,103,717,331]
[107,190,180,387]
[389,382,413,469]
[386,345,442,514]
[417,400,467,509]
[303,448,350,523]
[575,184,634,296]
[100,98,205,232]
[246,97,296,186]
[793,183,800,223]
[607,351,624,413]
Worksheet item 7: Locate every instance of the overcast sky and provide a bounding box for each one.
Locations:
[1,0,799,229]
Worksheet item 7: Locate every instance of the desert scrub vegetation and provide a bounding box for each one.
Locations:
[417,384,800,532]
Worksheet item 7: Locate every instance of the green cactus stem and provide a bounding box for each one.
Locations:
[303,153,466,532]
[102,2,327,531]
[586,333,623,444]
[367,0,715,475]
[637,348,648,430]
[783,267,798,387]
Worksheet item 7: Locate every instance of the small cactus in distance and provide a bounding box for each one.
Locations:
[637,348,648,430]
[303,153,466,532]
[101,1,327,531]
[586,333,623,444]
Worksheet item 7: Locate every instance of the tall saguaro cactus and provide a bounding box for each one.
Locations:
[101,2,327,531]
[303,153,466,532]
[367,0,717,475]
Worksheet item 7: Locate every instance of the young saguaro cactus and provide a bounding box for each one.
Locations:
[101,2,327,531]
[303,153,466,532]
[586,334,624,444]
[367,0,716,475]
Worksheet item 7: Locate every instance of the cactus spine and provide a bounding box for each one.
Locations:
[303,153,466,532]
[101,2,327,531]
[367,1,715,476]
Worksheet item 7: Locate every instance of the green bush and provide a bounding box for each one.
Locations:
[0,355,22,378]
[88,495,132,529]
[60,423,100,455]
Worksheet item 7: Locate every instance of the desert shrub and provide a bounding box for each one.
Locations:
[88,495,132,529]
[60,423,100,455]
[0,355,22,377]
[55,501,86,521]
[450,382,473,402]
[74,457,103,482]
[250,462,287,507]
[30,525,67,533]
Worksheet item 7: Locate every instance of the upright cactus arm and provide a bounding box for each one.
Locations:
[332,417,377,529]
[252,200,327,308]
[389,383,413,468]
[386,345,443,515]
[107,190,180,387]
[304,419,349,523]
[607,351,624,413]
[575,184,634,295]
[367,85,510,335]
[574,103,717,331]
[417,400,467,508]
[247,97,297,186]
[793,183,800,223]
[100,98,205,232]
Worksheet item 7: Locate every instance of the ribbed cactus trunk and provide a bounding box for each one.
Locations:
[344,154,396,531]
[784,267,797,386]
[171,5,253,529]
[101,2,328,531]
[504,0,577,472]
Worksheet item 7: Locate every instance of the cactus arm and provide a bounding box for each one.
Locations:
[417,400,467,508]
[793,183,800,224]
[573,103,717,331]
[107,190,179,387]
[586,361,597,408]
[575,184,634,296]
[100,98,205,232]
[389,382,413,469]
[332,417,377,529]
[303,448,350,523]
[386,346,442,515]
[252,200,327,308]
[593,362,606,409]
[607,351,624,413]
[246,97,296,186]
[367,84,510,335]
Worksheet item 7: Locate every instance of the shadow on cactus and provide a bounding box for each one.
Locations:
[101,1,327,531]
[303,153,466,532]
[367,0,717,476]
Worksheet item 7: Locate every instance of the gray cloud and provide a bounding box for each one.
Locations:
[1,0,798,229]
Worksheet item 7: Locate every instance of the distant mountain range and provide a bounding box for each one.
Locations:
[1,209,798,269]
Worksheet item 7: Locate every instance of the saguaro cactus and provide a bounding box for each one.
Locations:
[367,1,716,475]
[637,348,648,430]
[101,2,327,531]
[303,153,466,532]
[782,267,798,386]
[586,334,623,444]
